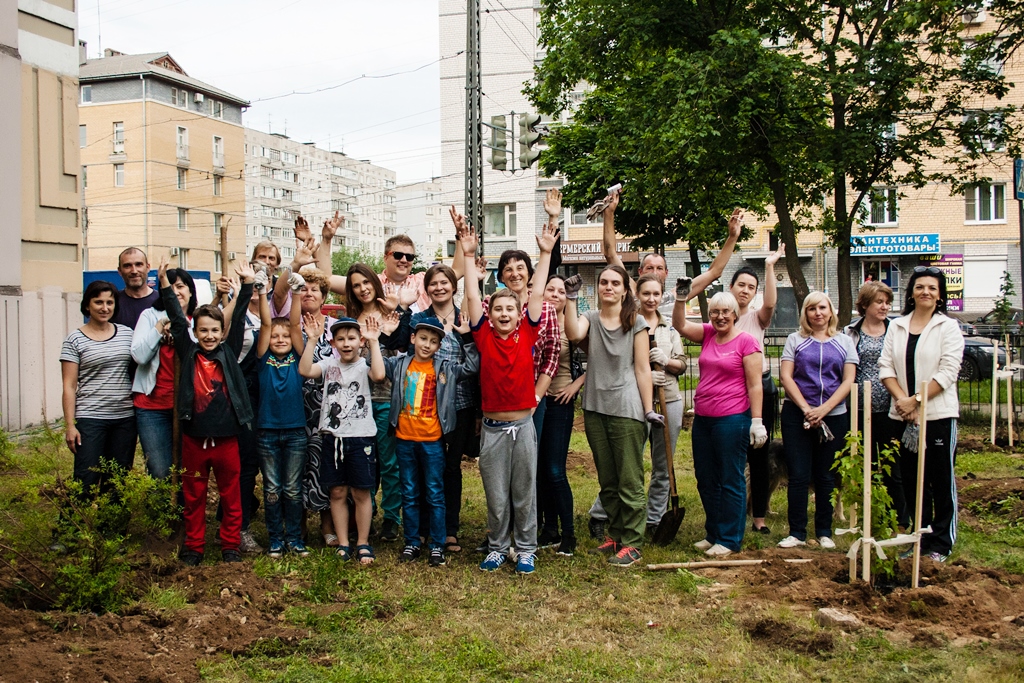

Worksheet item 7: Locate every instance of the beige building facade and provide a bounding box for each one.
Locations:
[79,50,248,276]
[1,0,84,430]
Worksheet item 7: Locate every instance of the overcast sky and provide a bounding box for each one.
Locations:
[77,0,444,184]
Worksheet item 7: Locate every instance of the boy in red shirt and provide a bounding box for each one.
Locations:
[458,218,559,575]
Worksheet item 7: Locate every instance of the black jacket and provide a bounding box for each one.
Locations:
[162,283,254,432]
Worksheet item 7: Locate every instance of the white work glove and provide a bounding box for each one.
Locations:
[288,272,306,292]
[651,370,669,387]
[649,347,669,367]
[749,418,768,449]
[253,269,269,292]
[645,410,665,427]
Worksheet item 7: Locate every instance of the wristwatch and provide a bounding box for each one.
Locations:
[914,393,922,403]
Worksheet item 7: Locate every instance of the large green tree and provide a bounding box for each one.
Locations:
[530,0,1020,321]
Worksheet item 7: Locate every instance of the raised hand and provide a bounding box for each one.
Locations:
[453,311,470,335]
[215,276,232,296]
[322,211,343,242]
[227,275,242,296]
[361,315,381,341]
[449,205,468,233]
[543,188,562,218]
[728,207,744,240]
[457,215,478,256]
[380,310,401,336]
[604,188,620,218]
[536,219,560,254]
[303,312,324,340]
[293,236,319,268]
[288,271,306,293]
[157,256,171,288]
[765,242,786,267]
[235,260,256,284]
[378,283,400,312]
[294,214,312,242]
[399,281,419,308]
[253,269,269,292]
[475,256,488,283]
[675,277,692,300]
[564,274,582,300]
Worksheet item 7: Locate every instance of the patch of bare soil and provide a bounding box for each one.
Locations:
[0,562,304,683]
[745,616,834,655]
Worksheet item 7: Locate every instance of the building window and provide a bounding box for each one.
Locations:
[571,206,599,226]
[214,213,223,236]
[212,136,224,167]
[213,174,222,196]
[81,85,92,103]
[114,163,125,187]
[112,122,124,152]
[963,110,1006,152]
[214,250,222,273]
[81,165,87,189]
[171,87,187,107]
[178,208,188,231]
[866,187,898,227]
[965,183,1006,223]
[212,100,223,118]
[79,125,87,148]
[483,203,517,238]
[176,127,189,160]
[177,248,189,268]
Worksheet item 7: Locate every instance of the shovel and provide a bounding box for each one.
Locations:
[650,351,685,546]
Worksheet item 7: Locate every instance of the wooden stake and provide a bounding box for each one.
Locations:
[912,381,928,589]
[219,217,231,277]
[863,380,872,585]
[992,339,1000,444]
[647,560,764,570]
[1006,332,1013,447]
[849,382,859,583]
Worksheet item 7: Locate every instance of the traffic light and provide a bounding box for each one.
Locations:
[489,115,507,171]
[518,113,542,169]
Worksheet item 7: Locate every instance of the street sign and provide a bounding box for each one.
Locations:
[1015,158,1024,201]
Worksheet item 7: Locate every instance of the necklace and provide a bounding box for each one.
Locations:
[433,304,455,324]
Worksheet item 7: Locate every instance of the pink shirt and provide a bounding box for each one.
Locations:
[693,324,761,417]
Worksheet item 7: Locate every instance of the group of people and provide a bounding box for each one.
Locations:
[60,188,963,573]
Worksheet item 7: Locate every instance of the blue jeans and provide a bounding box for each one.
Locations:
[73,416,137,496]
[537,396,575,539]
[257,428,308,547]
[135,407,173,479]
[692,412,751,552]
[780,402,849,541]
[395,439,446,549]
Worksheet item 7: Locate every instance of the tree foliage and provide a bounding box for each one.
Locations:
[529,0,1021,321]
[330,245,385,279]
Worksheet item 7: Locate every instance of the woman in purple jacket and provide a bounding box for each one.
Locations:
[778,292,858,549]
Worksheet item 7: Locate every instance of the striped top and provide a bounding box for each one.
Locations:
[781,332,859,416]
[60,325,135,420]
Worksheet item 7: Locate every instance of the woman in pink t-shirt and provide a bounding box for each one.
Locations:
[673,290,766,557]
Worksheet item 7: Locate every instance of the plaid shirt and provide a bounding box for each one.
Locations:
[481,298,560,381]
[412,305,479,411]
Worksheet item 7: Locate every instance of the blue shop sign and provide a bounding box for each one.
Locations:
[850,233,940,256]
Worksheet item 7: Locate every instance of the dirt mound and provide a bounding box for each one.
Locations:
[745,616,834,655]
[0,562,303,683]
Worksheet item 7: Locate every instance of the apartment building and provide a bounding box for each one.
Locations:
[243,129,397,261]
[0,0,83,430]
[396,180,445,261]
[79,50,248,275]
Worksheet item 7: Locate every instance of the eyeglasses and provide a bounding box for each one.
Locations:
[913,266,942,276]
[708,310,734,318]
[389,251,416,262]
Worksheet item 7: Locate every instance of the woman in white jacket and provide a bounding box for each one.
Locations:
[131,268,197,479]
[878,266,964,562]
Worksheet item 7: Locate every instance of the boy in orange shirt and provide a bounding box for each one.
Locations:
[384,317,479,567]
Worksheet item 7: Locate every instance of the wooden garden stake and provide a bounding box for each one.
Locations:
[992,339,999,444]
[912,381,928,589]
[849,383,859,583]
[862,381,872,585]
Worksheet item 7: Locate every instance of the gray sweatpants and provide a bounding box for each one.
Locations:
[589,399,683,526]
[480,416,538,555]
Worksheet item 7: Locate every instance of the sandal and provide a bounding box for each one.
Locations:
[324,533,340,547]
[444,537,462,553]
[356,544,376,566]
[335,545,351,561]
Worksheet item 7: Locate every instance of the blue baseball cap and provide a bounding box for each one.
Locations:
[329,317,360,335]
[413,317,445,337]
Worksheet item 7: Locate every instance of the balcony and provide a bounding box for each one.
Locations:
[212,152,225,170]
[176,143,190,167]
[112,139,125,154]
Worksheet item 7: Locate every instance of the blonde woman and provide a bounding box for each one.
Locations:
[778,292,858,549]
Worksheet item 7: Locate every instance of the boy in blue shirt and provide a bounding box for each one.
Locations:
[385,317,479,567]
[254,272,309,558]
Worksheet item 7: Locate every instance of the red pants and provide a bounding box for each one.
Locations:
[182,434,241,553]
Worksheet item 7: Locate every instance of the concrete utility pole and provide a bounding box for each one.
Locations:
[464,0,484,253]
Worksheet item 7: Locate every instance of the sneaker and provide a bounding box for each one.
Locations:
[239,530,264,554]
[380,518,400,542]
[479,551,508,572]
[588,516,606,540]
[515,552,537,575]
[179,549,203,566]
[646,523,659,537]
[428,547,445,567]
[608,546,642,567]
[537,528,561,549]
[693,539,713,551]
[556,536,577,557]
[898,547,915,560]
[399,545,421,563]
[777,536,807,548]
[705,543,733,557]
[928,552,949,563]
[267,542,285,559]
[817,536,836,550]
[288,542,311,557]
[590,538,621,555]
[221,549,242,563]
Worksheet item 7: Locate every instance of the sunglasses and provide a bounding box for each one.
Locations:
[913,266,942,276]
[389,251,416,262]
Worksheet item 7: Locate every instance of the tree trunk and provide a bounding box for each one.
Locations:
[688,242,710,322]
[832,95,853,327]
[767,175,810,305]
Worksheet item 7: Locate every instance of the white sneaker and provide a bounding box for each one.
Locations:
[705,544,733,557]
[777,535,807,548]
[817,536,836,550]
[693,539,712,551]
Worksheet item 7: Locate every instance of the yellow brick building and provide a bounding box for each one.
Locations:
[79,50,248,276]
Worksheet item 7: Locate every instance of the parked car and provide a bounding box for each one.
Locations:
[959,337,1007,381]
[971,308,1024,338]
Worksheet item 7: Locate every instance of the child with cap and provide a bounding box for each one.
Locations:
[299,315,385,565]
[385,316,479,567]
